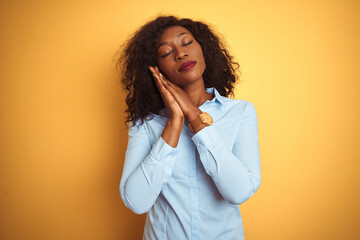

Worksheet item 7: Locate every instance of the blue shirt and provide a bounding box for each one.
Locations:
[119,87,261,240]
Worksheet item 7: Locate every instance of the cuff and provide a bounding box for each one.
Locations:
[146,137,179,183]
[150,136,179,160]
[191,125,219,150]
[191,125,221,177]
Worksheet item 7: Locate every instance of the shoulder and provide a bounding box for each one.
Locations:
[128,118,148,136]
[128,112,168,137]
[219,95,257,114]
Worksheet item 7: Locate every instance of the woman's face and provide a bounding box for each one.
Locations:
[156,26,206,87]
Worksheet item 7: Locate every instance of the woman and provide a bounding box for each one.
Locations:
[117,15,261,240]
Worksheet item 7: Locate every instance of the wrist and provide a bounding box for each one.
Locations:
[162,118,183,148]
[188,112,213,133]
[185,107,202,122]
[167,117,184,129]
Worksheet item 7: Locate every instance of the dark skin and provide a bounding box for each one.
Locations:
[149,26,214,148]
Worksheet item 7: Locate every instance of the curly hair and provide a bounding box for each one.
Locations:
[115,15,240,126]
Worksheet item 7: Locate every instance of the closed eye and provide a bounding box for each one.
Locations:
[160,40,193,58]
[161,50,173,58]
[184,40,193,46]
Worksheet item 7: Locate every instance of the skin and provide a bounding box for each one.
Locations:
[149,26,214,147]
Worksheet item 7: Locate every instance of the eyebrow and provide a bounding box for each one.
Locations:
[157,32,188,49]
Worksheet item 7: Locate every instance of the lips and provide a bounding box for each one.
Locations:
[179,60,196,72]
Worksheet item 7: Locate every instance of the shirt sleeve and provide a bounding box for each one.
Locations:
[191,102,261,205]
[119,121,178,214]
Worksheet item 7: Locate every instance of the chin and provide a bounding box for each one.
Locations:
[174,74,203,87]
[180,65,204,78]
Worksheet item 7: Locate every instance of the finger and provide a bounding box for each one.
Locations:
[149,66,156,74]
[156,80,178,108]
[154,67,178,89]
[153,67,184,103]
[153,68,179,101]
[155,67,168,83]
[151,72,175,106]
[150,66,182,109]
[149,66,162,81]
[152,67,169,88]
[153,74,166,93]
[161,75,175,89]
[151,67,168,88]
[159,74,171,88]
[154,69,173,89]
[149,66,163,87]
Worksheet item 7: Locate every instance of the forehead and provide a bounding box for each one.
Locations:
[158,26,193,42]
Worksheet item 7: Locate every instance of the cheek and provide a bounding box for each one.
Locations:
[158,62,182,83]
[157,61,177,81]
[157,60,170,73]
[196,47,206,67]
[197,52,206,72]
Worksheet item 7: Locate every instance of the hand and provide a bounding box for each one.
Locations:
[151,67,201,121]
[149,66,184,147]
[149,66,184,123]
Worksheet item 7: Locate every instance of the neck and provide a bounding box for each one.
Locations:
[182,78,214,107]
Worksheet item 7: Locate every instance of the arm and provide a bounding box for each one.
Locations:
[119,121,179,214]
[119,66,184,214]
[192,102,261,205]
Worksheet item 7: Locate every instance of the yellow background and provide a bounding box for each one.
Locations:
[1,0,359,239]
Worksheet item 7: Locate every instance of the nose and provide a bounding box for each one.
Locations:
[175,49,188,61]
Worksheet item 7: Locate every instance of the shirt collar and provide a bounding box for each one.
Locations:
[206,87,225,105]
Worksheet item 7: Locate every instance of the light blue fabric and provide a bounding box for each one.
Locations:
[119,87,261,240]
